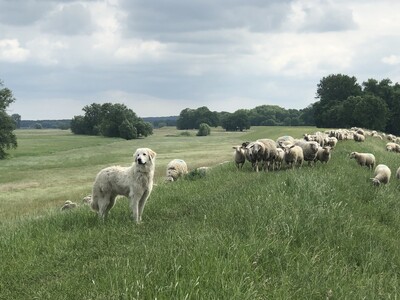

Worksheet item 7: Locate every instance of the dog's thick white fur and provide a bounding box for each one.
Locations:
[90,148,156,223]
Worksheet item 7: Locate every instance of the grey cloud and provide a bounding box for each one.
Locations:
[41,3,95,36]
[119,0,293,41]
[299,4,357,32]
[0,0,54,26]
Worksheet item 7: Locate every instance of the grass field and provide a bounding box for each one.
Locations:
[1,126,400,299]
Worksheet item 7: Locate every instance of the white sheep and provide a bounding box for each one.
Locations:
[246,139,277,172]
[315,146,332,164]
[354,133,365,142]
[274,148,285,170]
[276,136,295,147]
[371,164,391,186]
[232,145,246,170]
[349,152,376,169]
[386,142,400,153]
[295,140,319,166]
[396,166,400,179]
[257,138,278,171]
[327,137,338,148]
[82,195,92,205]
[166,159,188,182]
[60,200,78,211]
[283,145,304,169]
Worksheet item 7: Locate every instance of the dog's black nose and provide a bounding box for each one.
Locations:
[137,158,144,164]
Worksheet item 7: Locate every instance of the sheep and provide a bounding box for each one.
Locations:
[315,146,332,164]
[327,137,338,148]
[349,152,376,169]
[371,164,391,186]
[274,147,285,170]
[232,145,246,170]
[354,133,365,142]
[246,139,277,172]
[276,136,295,147]
[386,142,400,153]
[282,144,303,169]
[396,166,400,179]
[295,140,319,166]
[257,138,278,171]
[60,200,78,211]
[166,159,188,182]
[244,142,257,171]
[82,195,92,205]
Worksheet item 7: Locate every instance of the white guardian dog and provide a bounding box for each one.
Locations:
[90,148,156,223]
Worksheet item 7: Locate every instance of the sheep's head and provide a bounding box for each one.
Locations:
[349,152,357,159]
[322,146,331,154]
[371,178,381,186]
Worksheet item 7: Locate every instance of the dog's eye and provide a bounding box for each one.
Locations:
[143,153,147,156]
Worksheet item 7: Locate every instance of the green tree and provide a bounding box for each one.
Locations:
[11,114,21,129]
[353,95,388,131]
[71,103,152,139]
[196,123,211,136]
[177,106,219,129]
[0,81,17,159]
[314,74,362,127]
[119,120,137,140]
[221,109,250,131]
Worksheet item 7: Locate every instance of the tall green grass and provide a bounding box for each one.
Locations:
[1,127,399,299]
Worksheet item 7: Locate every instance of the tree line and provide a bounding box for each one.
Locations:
[313,74,400,134]
[176,105,313,131]
[2,74,400,158]
[70,103,153,139]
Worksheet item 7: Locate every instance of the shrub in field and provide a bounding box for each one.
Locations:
[196,123,211,136]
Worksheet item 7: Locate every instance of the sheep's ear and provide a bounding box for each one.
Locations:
[290,145,295,149]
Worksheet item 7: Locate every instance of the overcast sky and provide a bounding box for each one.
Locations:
[1,0,400,120]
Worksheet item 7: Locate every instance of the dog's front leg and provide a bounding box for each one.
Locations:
[130,193,141,224]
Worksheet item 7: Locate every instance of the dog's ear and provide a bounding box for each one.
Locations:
[147,149,157,160]
[133,149,139,162]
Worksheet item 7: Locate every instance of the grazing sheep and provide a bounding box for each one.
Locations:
[232,145,246,170]
[371,164,391,186]
[354,133,365,142]
[166,159,188,182]
[274,148,285,170]
[349,152,376,169]
[396,166,400,179]
[386,142,400,153]
[61,200,77,211]
[295,140,319,166]
[315,146,332,164]
[82,195,92,205]
[282,145,304,169]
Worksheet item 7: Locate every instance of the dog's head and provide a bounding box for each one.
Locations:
[134,148,157,165]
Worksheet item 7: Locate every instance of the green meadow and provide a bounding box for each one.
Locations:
[1,127,399,299]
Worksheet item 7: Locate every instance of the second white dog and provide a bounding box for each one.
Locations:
[90,148,156,223]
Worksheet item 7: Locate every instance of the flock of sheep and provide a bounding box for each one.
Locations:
[61,127,400,212]
[232,127,400,186]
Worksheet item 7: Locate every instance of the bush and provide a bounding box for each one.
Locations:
[197,123,211,136]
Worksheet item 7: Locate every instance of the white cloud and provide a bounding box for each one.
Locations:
[382,55,400,65]
[0,39,29,62]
